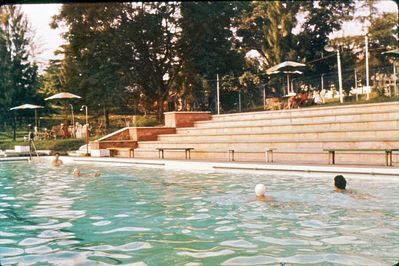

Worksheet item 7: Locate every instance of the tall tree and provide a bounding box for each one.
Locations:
[0,6,40,139]
[119,2,181,119]
[52,3,181,121]
[178,1,244,111]
[52,3,128,127]
[237,1,301,69]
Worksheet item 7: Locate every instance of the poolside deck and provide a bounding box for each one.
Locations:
[22,156,399,178]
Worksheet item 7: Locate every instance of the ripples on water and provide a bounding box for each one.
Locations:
[0,162,398,265]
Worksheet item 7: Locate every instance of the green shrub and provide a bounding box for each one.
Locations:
[0,139,86,155]
[134,115,159,127]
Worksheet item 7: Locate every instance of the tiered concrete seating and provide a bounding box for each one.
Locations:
[133,102,399,165]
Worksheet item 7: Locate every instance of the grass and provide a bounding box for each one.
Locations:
[0,129,88,155]
[238,94,399,113]
[0,139,86,155]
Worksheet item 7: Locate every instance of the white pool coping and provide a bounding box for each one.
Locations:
[6,156,395,179]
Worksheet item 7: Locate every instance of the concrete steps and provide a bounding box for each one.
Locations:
[193,110,399,128]
[176,119,399,135]
[159,128,399,142]
[133,148,399,165]
[209,101,399,122]
[136,138,399,150]
[127,102,399,165]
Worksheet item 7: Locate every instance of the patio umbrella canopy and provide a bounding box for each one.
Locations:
[10,104,43,128]
[266,61,306,95]
[382,48,399,58]
[44,92,82,101]
[45,92,81,138]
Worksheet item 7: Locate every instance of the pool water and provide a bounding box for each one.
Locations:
[0,162,398,265]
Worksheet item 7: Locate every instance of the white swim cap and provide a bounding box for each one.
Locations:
[255,184,266,196]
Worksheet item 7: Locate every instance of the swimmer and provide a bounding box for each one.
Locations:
[254,184,273,201]
[73,168,81,176]
[93,171,101,177]
[51,153,63,167]
[333,175,375,200]
[72,168,101,177]
[334,175,347,192]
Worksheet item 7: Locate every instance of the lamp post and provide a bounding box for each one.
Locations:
[80,105,89,156]
[325,45,344,103]
[262,84,266,110]
[69,104,74,138]
[216,73,220,114]
[365,32,370,100]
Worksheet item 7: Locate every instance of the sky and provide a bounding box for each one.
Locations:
[19,1,398,72]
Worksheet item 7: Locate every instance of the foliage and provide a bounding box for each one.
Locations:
[177,1,244,112]
[0,138,86,154]
[0,5,41,139]
[51,3,182,122]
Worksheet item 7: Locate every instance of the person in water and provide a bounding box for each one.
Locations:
[254,184,273,201]
[51,153,63,167]
[334,175,347,192]
[73,168,101,177]
[73,168,81,176]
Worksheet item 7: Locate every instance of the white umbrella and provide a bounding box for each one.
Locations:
[10,104,43,127]
[45,92,81,138]
[266,61,306,95]
[44,92,81,101]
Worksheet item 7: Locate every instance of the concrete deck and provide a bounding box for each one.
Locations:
[8,156,396,178]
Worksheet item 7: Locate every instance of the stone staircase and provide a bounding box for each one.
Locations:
[134,102,399,165]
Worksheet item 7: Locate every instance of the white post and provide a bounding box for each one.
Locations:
[337,49,344,103]
[321,74,324,91]
[238,89,241,112]
[365,34,370,100]
[216,73,220,115]
[263,86,266,110]
[394,63,398,96]
[354,68,358,101]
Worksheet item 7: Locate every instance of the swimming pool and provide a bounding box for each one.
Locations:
[0,162,398,265]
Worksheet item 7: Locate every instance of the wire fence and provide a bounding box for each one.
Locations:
[196,62,399,114]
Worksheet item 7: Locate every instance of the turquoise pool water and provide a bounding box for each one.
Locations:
[0,162,398,265]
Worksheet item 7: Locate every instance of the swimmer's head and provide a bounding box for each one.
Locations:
[73,168,81,176]
[334,175,346,190]
[94,171,101,177]
[255,184,266,197]
[54,153,60,159]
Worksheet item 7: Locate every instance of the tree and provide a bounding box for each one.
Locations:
[0,6,40,140]
[52,3,129,128]
[237,1,301,69]
[295,1,355,74]
[119,2,181,120]
[52,3,182,121]
[178,1,244,112]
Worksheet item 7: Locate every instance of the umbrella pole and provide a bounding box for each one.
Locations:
[286,73,290,94]
[35,109,38,128]
[64,105,69,138]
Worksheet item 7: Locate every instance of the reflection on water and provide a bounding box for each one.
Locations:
[0,162,398,265]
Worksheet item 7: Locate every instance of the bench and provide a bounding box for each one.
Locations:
[107,147,135,158]
[156,148,193,159]
[324,149,399,166]
[228,148,276,162]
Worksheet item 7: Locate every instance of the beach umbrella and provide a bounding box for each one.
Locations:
[10,104,43,128]
[45,92,81,138]
[266,61,306,95]
[44,92,82,101]
[382,48,399,59]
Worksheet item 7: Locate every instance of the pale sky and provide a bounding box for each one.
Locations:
[19,1,398,72]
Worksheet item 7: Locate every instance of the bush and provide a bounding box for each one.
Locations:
[0,139,86,155]
[134,115,159,127]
